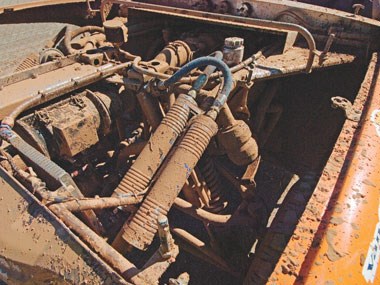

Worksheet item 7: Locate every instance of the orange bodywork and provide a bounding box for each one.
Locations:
[269,54,380,284]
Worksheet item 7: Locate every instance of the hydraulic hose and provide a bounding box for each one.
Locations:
[159,56,232,90]
[191,51,223,93]
[158,56,233,116]
[131,48,266,83]
[203,51,223,75]
[115,57,233,250]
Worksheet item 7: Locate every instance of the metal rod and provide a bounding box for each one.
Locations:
[171,228,238,277]
[49,203,145,284]
[55,196,143,212]
[173,197,231,225]
[157,215,174,258]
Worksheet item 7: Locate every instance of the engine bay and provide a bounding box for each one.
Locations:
[0,1,378,284]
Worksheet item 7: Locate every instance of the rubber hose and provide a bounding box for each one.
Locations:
[160,56,233,114]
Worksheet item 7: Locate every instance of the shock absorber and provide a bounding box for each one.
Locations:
[198,155,228,213]
[121,114,219,250]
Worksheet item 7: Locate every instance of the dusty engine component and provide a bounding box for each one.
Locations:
[216,104,258,166]
[223,37,244,66]
[154,40,193,67]
[0,1,380,285]
[103,17,129,44]
[15,90,121,158]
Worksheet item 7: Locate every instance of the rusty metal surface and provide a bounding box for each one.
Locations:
[0,61,130,120]
[102,0,318,74]
[33,94,101,157]
[0,62,92,118]
[112,93,193,198]
[122,115,218,250]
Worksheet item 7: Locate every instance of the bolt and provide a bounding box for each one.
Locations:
[352,4,365,16]
[237,3,251,17]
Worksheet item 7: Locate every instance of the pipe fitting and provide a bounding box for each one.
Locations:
[136,91,163,130]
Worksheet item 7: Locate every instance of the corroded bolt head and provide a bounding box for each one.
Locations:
[224,37,244,48]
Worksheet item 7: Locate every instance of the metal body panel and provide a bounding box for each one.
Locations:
[0,167,130,285]
[268,53,380,284]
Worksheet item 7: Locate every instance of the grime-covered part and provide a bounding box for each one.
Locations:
[0,0,380,284]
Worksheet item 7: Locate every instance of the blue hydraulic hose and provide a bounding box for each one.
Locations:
[191,51,223,93]
[203,51,223,77]
[160,55,233,116]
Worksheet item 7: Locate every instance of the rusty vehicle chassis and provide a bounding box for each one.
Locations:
[0,0,380,284]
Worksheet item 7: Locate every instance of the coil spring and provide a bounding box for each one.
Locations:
[199,155,228,213]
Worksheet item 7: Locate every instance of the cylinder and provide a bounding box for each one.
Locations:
[198,155,228,213]
[121,115,218,250]
[113,94,195,198]
[223,37,244,66]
